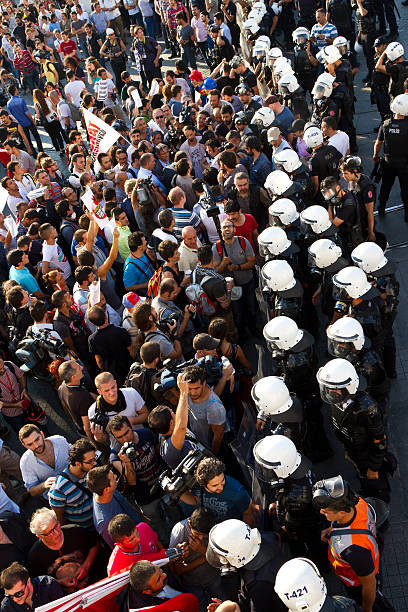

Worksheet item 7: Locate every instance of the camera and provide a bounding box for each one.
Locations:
[155,446,210,501]
[199,183,221,219]
[179,101,193,124]
[158,315,178,337]
[166,126,180,147]
[154,355,223,395]
[122,441,137,461]
[136,177,154,204]
[90,409,110,430]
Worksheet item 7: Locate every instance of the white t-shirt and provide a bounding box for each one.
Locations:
[100,0,121,19]
[328,131,350,157]
[88,388,146,443]
[139,0,154,16]
[42,241,72,279]
[64,80,86,107]
[57,101,76,130]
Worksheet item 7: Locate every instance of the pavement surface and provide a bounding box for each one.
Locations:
[3,4,408,607]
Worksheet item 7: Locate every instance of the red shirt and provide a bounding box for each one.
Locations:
[234,213,258,251]
[60,39,77,57]
[107,522,166,576]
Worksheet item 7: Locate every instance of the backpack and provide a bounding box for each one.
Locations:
[124,362,163,410]
[185,270,218,317]
[216,236,246,259]
[147,267,162,301]
[67,101,82,122]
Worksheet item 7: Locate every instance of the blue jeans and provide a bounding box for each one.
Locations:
[181,43,197,70]
[143,15,155,38]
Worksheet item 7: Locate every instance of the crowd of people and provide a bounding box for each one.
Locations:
[0,0,404,610]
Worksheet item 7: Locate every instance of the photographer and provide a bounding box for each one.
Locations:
[107,415,168,543]
[133,301,183,362]
[152,279,196,359]
[148,373,196,469]
[184,364,228,456]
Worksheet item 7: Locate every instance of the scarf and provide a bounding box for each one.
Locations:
[96,389,127,414]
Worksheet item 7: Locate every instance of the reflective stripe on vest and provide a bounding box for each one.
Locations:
[328,497,379,587]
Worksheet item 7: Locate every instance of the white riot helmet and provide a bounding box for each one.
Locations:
[390,92,408,116]
[327,316,365,358]
[207,520,261,569]
[267,47,283,67]
[251,376,293,416]
[248,8,263,23]
[263,316,303,350]
[292,26,309,44]
[278,73,299,94]
[354,40,363,53]
[385,41,404,62]
[273,57,294,80]
[275,558,327,612]
[312,79,333,100]
[253,1,267,15]
[316,45,341,64]
[300,205,331,234]
[317,358,360,404]
[265,170,293,197]
[251,107,276,128]
[333,266,372,299]
[274,148,302,172]
[351,242,388,273]
[261,259,296,292]
[308,238,342,268]
[257,35,271,50]
[253,40,269,60]
[333,35,349,56]
[270,1,282,15]
[303,125,323,148]
[253,435,302,482]
[258,226,291,257]
[243,18,260,36]
[269,199,299,226]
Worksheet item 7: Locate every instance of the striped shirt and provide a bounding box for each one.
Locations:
[13,50,35,74]
[170,207,201,240]
[48,468,94,529]
[311,22,338,48]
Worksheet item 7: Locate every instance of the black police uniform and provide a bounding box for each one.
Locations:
[335,59,355,107]
[321,597,363,612]
[310,256,349,317]
[260,394,307,454]
[302,223,343,252]
[347,343,390,411]
[297,0,318,30]
[355,0,376,78]
[347,174,376,240]
[268,331,333,459]
[328,390,390,502]
[332,83,357,153]
[309,145,343,205]
[368,263,399,377]
[240,68,258,92]
[377,118,408,218]
[329,190,363,258]
[271,180,305,211]
[263,280,304,325]
[282,88,309,122]
[371,52,390,122]
[290,164,314,205]
[293,42,318,95]
[311,97,339,127]
[328,0,354,39]
[242,99,262,123]
[386,59,408,100]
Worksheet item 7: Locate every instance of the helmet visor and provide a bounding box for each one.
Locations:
[206,543,229,569]
[254,458,280,484]
[300,218,314,235]
[319,383,350,405]
[321,187,336,201]
[269,212,285,227]
[327,337,353,358]
[332,283,350,302]
[312,476,346,509]
[313,85,325,99]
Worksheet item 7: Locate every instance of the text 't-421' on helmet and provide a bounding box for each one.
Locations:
[385,41,404,62]
[275,557,327,612]
[303,125,323,148]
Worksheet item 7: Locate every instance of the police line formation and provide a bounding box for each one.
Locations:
[0,0,406,611]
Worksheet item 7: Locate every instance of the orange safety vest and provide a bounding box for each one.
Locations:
[328,497,379,587]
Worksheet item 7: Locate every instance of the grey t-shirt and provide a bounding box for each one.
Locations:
[169,518,221,588]
[212,236,254,285]
[179,23,194,45]
[187,389,228,449]
[145,329,174,360]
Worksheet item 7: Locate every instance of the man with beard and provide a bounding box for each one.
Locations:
[19,425,71,499]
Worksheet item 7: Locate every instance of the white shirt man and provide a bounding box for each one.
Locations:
[64,79,86,108]
[328,131,350,157]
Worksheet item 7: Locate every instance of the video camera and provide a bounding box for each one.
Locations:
[199,183,221,219]
[154,445,210,501]
[16,330,68,378]
[179,101,193,125]
[154,355,223,394]
[136,176,154,204]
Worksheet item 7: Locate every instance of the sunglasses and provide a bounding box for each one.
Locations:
[9,583,27,599]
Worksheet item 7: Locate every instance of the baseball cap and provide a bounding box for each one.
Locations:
[189,69,203,81]
[106,28,115,35]
[291,118,305,132]
[193,333,220,350]
[374,35,387,47]
[267,126,281,141]
[122,292,146,309]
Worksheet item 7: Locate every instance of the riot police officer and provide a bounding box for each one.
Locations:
[258,227,301,271]
[371,37,390,124]
[263,316,332,460]
[332,266,385,349]
[321,176,363,258]
[327,316,390,410]
[327,0,354,40]
[252,376,307,453]
[236,83,262,122]
[310,74,339,127]
[375,42,408,100]
[253,436,327,567]
[300,205,342,250]
[355,0,377,82]
[275,557,363,612]
[206,519,286,612]
[261,259,304,323]
[264,170,305,209]
[304,126,343,204]
[268,199,304,247]
[317,359,390,502]
[274,149,314,205]
[277,73,309,122]
[341,156,378,243]
[292,27,318,97]
[373,93,408,220]
[308,238,349,318]
[351,242,399,378]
